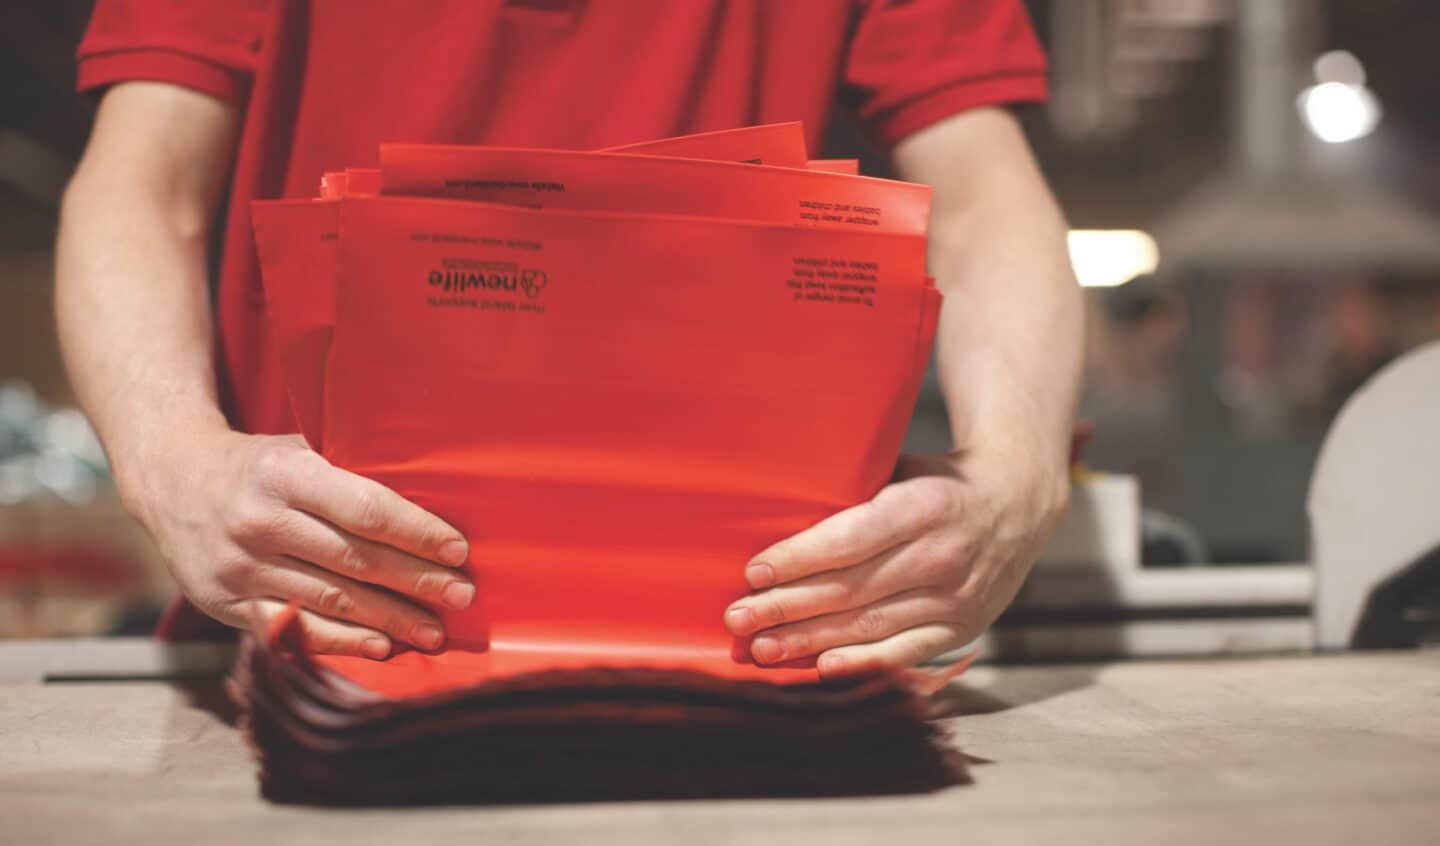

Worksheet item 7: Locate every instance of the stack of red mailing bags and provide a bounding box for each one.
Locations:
[239,122,965,804]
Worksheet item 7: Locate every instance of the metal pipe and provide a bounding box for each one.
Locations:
[1234,0,1318,181]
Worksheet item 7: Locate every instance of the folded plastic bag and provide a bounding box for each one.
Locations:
[379,146,930,235]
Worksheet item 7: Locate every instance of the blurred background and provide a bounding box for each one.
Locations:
[0,0,1437,642]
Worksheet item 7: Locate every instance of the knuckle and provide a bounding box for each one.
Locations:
[758,595,790,626]
[412,571,445,599]
[915,542,962,584]
[334,542,370,578]
[251,445,292,493]
[853,606,889,638]
[411,517,447,549]
[214,551,260,590]
[933,588,967,622]
[831,516,870,555]
[761,546,794,579]
[204,593,250,627]
[821,577,857,606]
[352,493,388,535]
[267,451,318,506]
[381,609,421,639]
[932,532,974,572]
[315,584,354,617]
[229,502,285,542]
[905,481,952,529]
[952,580,982,611]
[948,530,975,562]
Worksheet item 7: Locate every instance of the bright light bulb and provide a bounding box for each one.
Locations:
[1067,230,1159,288]
[1299,81,1381,144]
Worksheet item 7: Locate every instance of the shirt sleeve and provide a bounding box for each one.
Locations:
[842,0,1049,149]
[75,0,270,104]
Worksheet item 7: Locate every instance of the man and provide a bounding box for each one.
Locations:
[57,0,1082,677]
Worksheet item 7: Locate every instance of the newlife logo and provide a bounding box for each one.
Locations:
[427,267,548,299]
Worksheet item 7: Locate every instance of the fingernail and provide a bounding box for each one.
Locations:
[441,581,475,610]
[361,637,391,660]
[412,623,444,650]
[438,539,469,567]
[745,562,775,589]
[751,636,783,664]
[818,653,847,676]
[724,606,757,635]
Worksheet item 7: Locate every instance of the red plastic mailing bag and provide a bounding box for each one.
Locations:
[379,146,931,235]
[251,199,338,447]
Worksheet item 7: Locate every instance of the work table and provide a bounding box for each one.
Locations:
[2,644,1436,845]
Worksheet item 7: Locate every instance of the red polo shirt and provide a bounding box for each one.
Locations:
[79,0,1046,436]
[77,0,1046,637]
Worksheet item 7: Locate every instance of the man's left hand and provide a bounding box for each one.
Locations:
[723,439,1069,677]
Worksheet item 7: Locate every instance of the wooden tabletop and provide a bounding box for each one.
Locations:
[2,647,1437,845]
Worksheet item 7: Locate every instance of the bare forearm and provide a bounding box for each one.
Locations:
[928,170,1081,459]
[896,109,1083,464]
[55,83,238,509]
[58,170,224,469]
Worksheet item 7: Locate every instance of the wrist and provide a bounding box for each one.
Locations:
[954,403,1072,463]
[109,410,234,527]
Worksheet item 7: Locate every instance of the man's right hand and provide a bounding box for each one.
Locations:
[57,83,473,657]
[128,429,473,658]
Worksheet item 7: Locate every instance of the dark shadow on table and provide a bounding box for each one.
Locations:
[929,661,1108,718]
[173,678,241,727]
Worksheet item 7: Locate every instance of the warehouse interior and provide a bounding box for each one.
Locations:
[1,1,1438,840]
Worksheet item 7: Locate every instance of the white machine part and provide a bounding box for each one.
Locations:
[1309,341,1440,650]
[974,340,1440,661]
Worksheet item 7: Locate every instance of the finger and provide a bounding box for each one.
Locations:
[744,480,951,589]
[745,589,956,665]
[248,598,393,659]
[282,457,468,567]
[278,510,476,612]
[248,557,448,651]
[815,622,967,679]
[724,536,964,636]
